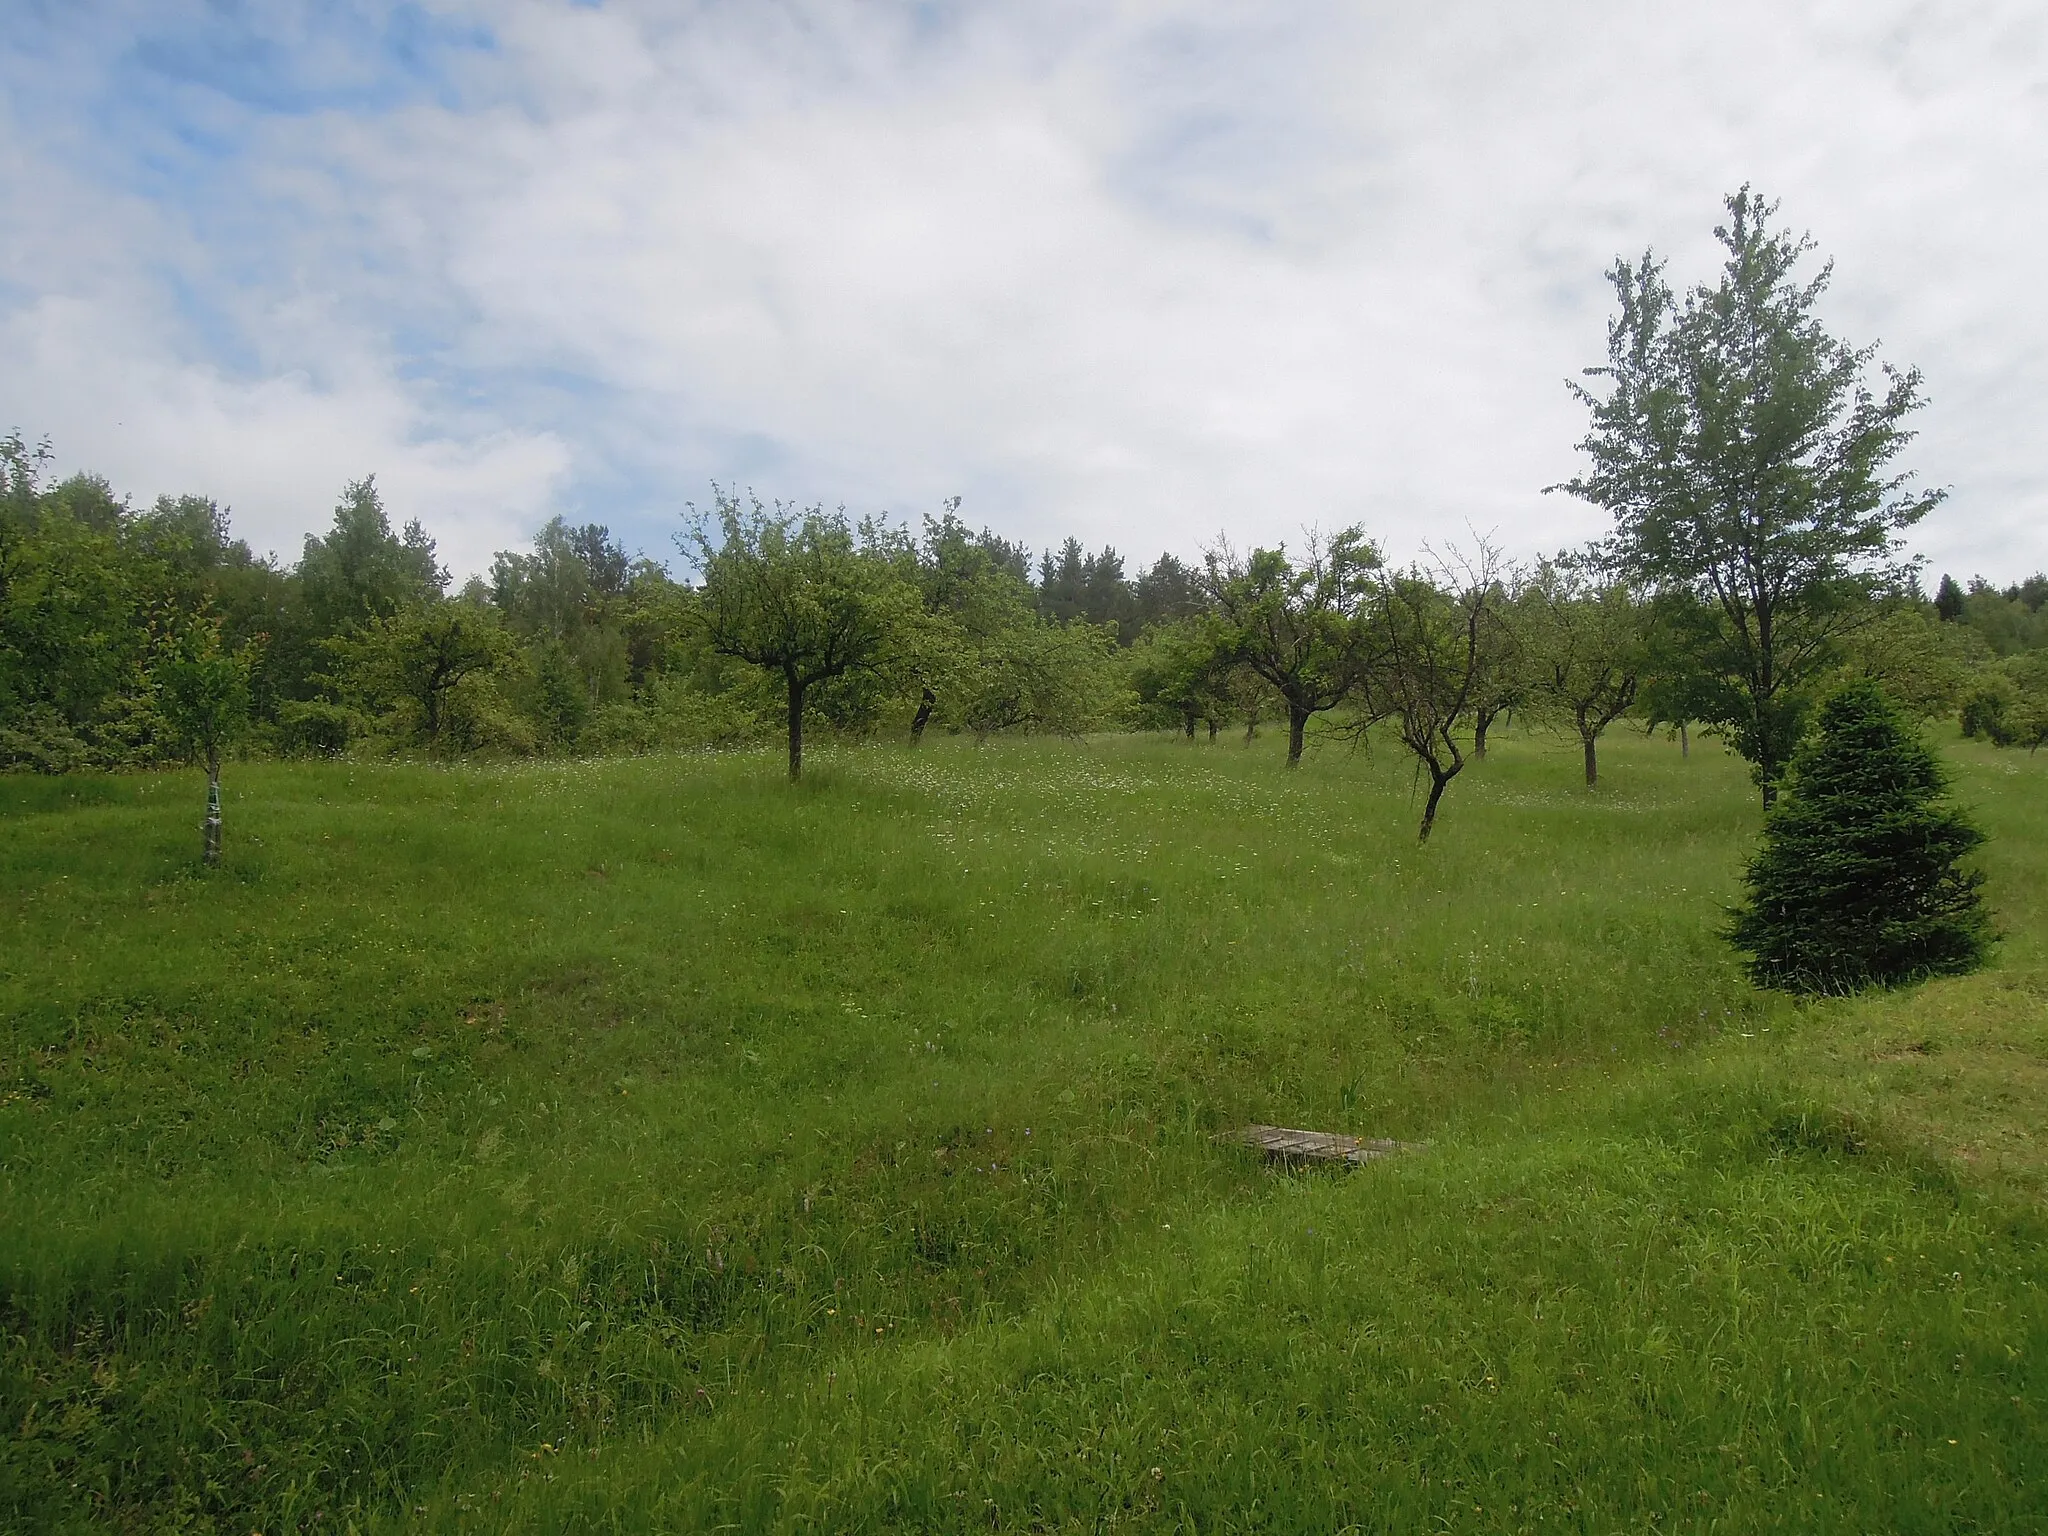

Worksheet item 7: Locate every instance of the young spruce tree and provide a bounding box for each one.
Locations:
[1730,680,1992,992]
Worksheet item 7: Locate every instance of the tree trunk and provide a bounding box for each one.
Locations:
[1182,706,1197,740]
[1243,713,1258,744]
[1473,708,1494,760]
[1583,733,1598,786]
[202,750,223,867]
[786,678,806,781]
[910,686,936,744]
[1207,718,1219,742]
[1418,769,1451,843]
[1286,703,1309,767]
[1679,722,1689,758]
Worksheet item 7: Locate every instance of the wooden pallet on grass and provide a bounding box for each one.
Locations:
[1237,1124,1420,1167]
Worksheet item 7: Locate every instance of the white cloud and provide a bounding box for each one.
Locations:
[3,0,2044,577]
[0,292,568,575]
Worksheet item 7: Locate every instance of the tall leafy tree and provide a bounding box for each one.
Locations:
[0,440,139,768]
[1204,528,1379,767]
[685,492,918,780]
[1556,189,1941,803]
[1038,539,1138,636]
[1133,553,1207,632]
[1838,603,1986,721]
[1957,578,2048,656]
[490,516,636,729]
[1960,654,2048,752]
[298,476,447,637]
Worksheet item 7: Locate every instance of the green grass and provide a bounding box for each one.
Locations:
[3,725,2044,1532]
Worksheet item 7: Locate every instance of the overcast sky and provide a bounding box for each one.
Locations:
[3,1,2044,581]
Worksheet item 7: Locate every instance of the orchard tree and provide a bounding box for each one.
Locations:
[0,479,136,767]
[1205,527,1379,767]
[1838,603,1986,721]
[1352,544,1514,842]
[1128,616,1233,740]
[1465,576,1527,762]
[1221,660,1278,744]
[897,502,1041,744]
[1556,188,1942,804]
[339,600,513,746]
[156,620,255,865]
[1524,554,1647,786]
[956,616,1121,740]
[685,492,918,780]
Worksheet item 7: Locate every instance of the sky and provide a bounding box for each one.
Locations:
[2,1,2044,582]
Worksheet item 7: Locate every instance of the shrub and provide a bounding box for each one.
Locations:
[586,678,767,754]
[1958,680,2013,743]
[1729,681,1993,992]
[1958,657,2048,751]
[275,699,357,757]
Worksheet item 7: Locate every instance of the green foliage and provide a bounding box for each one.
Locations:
[1204,527,1379,765]
[1353,546,1516,840]
[1560,189,1940,802]
[1839,602,1989,719]
[330,600,516,747]
[490,517,635,736]
[1125,615,1233,735]
[887,505,1049,742]
[1521,554,1647,785]
[154,621,254,770]
[1035,537,1141,639]
[1731,681,1993,991]
[581,673,768,754]
[0,463,141,766]
[1958,577,2048,656]
[274,698,359,756]
[1959,653,2048,752]
[1934,572,1965,623]
[0,423,2035,795]
[686,493,922,778]
[951,614,1124,739]
[298,477,447,635]
[154,620,256,863]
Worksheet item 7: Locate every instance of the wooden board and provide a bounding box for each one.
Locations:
[1237,1124,1416,1167]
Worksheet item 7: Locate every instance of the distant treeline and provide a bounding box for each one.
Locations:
[0,431,1219,771]
[7,194,2048,837]
[3,426,2041,786]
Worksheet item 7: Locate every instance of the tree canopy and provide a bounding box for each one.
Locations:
[685,493,921,780]
[1557,188,1941,803]
[1204,528,1379,767]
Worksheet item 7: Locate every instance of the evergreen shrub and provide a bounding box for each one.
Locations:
[1730,681,1993,992]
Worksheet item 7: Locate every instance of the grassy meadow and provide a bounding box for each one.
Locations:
[3,723,2045,1532]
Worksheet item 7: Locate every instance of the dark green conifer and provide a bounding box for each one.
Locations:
[1730,681,1993,992]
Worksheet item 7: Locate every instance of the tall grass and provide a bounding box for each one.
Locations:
[3,725,2043,1530]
